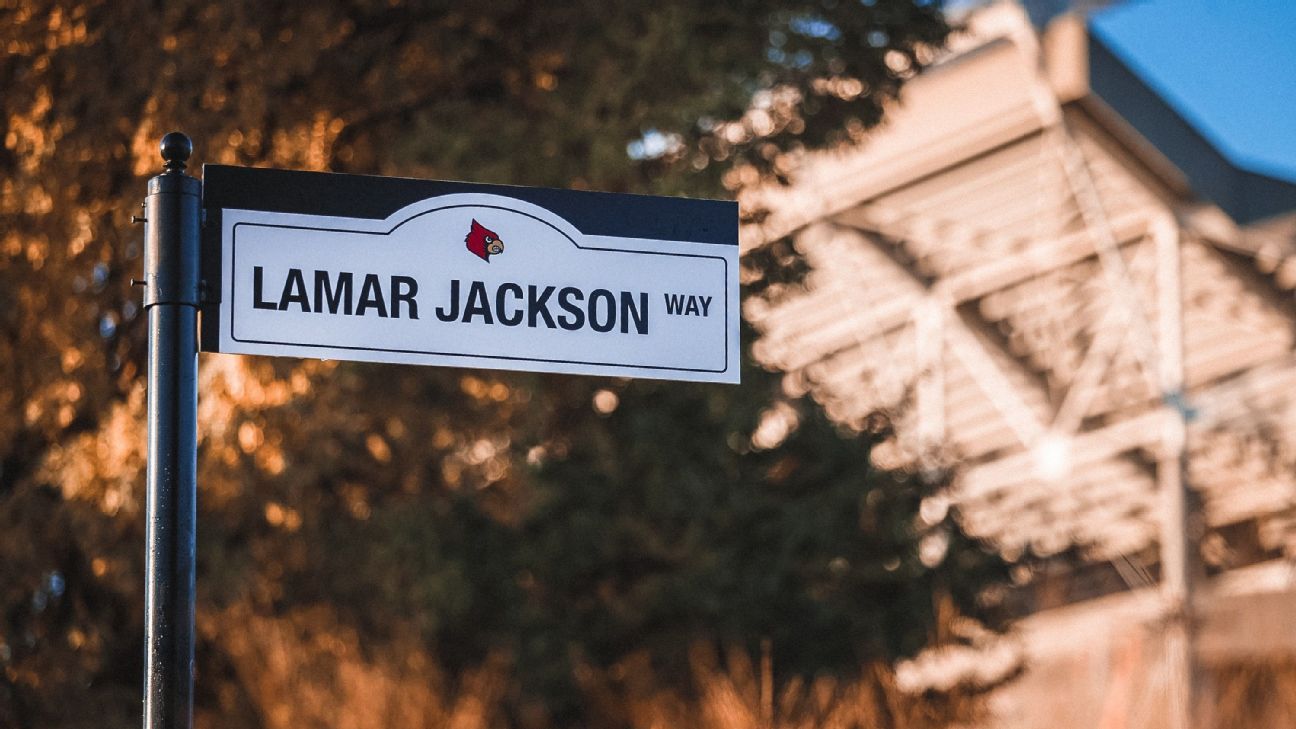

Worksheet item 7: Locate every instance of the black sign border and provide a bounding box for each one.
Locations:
[202,164,737,245]
[199,165,739,365]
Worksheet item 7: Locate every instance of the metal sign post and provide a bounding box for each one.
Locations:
[135,130,738,727]
[141,132,201,729]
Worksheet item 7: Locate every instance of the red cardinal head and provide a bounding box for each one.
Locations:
[465,219,505,261]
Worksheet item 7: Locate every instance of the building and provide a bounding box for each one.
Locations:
[742,3,1296,726]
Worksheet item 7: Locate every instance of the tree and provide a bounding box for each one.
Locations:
[0,2,1002,728]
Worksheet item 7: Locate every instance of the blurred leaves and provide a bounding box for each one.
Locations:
[0,2,1009,728]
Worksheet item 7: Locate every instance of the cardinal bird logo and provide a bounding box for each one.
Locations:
[465,219,505,261]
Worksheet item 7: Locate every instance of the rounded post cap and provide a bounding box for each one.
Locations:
[160,132,192,172]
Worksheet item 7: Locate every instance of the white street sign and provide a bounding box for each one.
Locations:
[203,168,739,383]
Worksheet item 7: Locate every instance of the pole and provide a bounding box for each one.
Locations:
[142,132,201,729]
[1154,213,1197,729]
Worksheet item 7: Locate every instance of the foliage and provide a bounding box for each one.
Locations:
[508,359,1004,720]
[0,1,1007,728]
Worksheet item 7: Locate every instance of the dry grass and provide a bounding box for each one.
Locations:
[199,606,987,729]
[577,644,986,729]
[1208,659,1296,729]
[199,605,511,729]
[196,603,1296,729]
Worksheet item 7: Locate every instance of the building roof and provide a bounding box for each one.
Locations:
[1087,26,1296,224]
[743,2,1296,573]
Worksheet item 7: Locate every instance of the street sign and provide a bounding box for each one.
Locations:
[200,165,739,383]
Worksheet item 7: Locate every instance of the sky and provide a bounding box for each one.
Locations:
[1089,0,1296,181]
